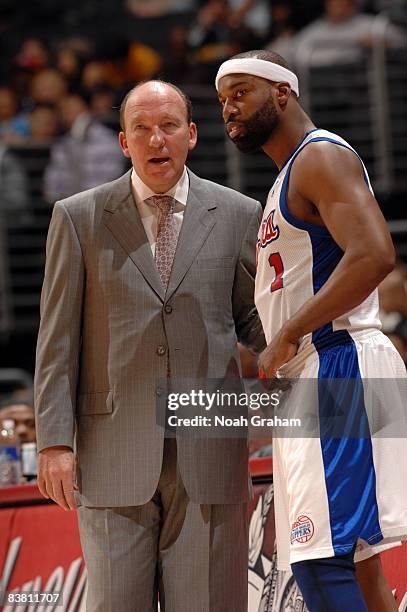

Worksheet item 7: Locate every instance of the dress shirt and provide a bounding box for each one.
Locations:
[131,167,189,256]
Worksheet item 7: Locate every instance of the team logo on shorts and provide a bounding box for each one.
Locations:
[290,515,314,544]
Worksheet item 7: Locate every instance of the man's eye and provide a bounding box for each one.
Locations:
[134,124,145,130]
[235,89,247,98]
[163,122,177,128]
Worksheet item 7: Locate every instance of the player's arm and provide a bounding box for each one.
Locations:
[258,142,395,376]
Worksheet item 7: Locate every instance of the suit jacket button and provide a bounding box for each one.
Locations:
[156,345,167,356]
[156,387,164,396]
[164,304,173,314]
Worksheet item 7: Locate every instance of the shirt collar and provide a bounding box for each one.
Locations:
[131,166,189,209]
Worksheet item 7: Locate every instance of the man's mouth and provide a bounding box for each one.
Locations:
[148,157,170,165]
[227,123,246,140]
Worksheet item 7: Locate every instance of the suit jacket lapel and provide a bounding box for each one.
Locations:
[166,171,217,301]
[103,171,165,301]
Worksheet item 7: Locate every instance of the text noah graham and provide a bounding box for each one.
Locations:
[167,415,301,427]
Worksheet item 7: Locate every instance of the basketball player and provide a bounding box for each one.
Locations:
[216,50,407,611]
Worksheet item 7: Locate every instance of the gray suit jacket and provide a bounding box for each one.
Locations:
[34,169,265,506]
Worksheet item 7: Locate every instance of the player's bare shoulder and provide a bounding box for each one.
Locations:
[291,140,368,199]
[284,138,375,227]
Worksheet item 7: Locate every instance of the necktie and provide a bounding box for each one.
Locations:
[146,195,179,289]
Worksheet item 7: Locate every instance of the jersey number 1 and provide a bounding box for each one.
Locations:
[269,253,284,292]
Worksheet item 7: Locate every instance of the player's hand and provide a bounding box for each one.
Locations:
[258,328,298,378]
[37,446,77,511]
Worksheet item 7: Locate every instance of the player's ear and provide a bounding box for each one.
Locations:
[276,83,291,109]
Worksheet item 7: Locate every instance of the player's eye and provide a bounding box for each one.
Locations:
[235,89,247,99]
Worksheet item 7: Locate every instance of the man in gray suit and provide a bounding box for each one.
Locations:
[35,80,265,611]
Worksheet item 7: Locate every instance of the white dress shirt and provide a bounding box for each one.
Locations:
[131,167,189,256]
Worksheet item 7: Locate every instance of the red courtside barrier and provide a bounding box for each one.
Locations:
[1,460,406,611]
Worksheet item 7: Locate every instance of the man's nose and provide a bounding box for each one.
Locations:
[15,424,28,440]
[223,99,238,123]
[149,127,165,148]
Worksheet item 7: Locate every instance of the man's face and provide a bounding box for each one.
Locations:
[325,0,356,23]
[0,404,36,444]
[119,83,197,193]
[218,74,279,153]
[0,88,17,121]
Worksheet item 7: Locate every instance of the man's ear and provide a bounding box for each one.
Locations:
[119,131,130,158]
[276,83,291,109]
[188,122,198,152]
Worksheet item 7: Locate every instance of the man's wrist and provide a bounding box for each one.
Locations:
[281,320,302,344]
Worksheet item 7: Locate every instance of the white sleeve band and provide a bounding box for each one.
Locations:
[215,58,299,97]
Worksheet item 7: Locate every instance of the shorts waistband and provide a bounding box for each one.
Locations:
[278,328,383,378]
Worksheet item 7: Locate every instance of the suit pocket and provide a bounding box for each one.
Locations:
[196,256,234,269]
[77,390,113,416]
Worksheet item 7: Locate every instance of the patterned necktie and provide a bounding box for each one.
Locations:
[146,195,179,289]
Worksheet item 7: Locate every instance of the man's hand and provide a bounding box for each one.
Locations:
[258,327,298,378]
[37,446,77,511]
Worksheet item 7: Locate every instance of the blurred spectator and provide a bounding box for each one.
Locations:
[89,85,117,122]
[30,68,68,106]
[29,105,59,144]
[44,92,125,203]
[0,399,36,443]
[81,60,110,92]
[266,1,296,63]
[189,0,232,56]
[0,86,30,144]
[292,0,407,68]
[162,26,191,82]
[378,263,407,330]
[0,143,31,224]
[374,0,407,27]
[55,45,84,90]
[126,42,162,82]
[188,0,258,81]
[228,0,271,40]
[14,38,49,73]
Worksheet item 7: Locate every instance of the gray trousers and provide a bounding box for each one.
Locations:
[76,440,248,611]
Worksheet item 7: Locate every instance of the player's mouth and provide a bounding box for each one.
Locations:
[227,122,245,139]
[148,156,171,166]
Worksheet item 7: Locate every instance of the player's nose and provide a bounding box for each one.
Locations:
[222,98,238,123]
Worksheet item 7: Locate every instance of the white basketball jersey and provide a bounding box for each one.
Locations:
[255,128,381,350]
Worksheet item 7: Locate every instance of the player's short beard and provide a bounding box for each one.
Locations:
[228,94,279,154]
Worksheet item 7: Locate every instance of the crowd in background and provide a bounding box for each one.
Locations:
[0,0,406,209]
[1,0,406,147]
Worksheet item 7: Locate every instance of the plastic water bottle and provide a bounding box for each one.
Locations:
[0,419,21,485]
[21,442,38,481]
